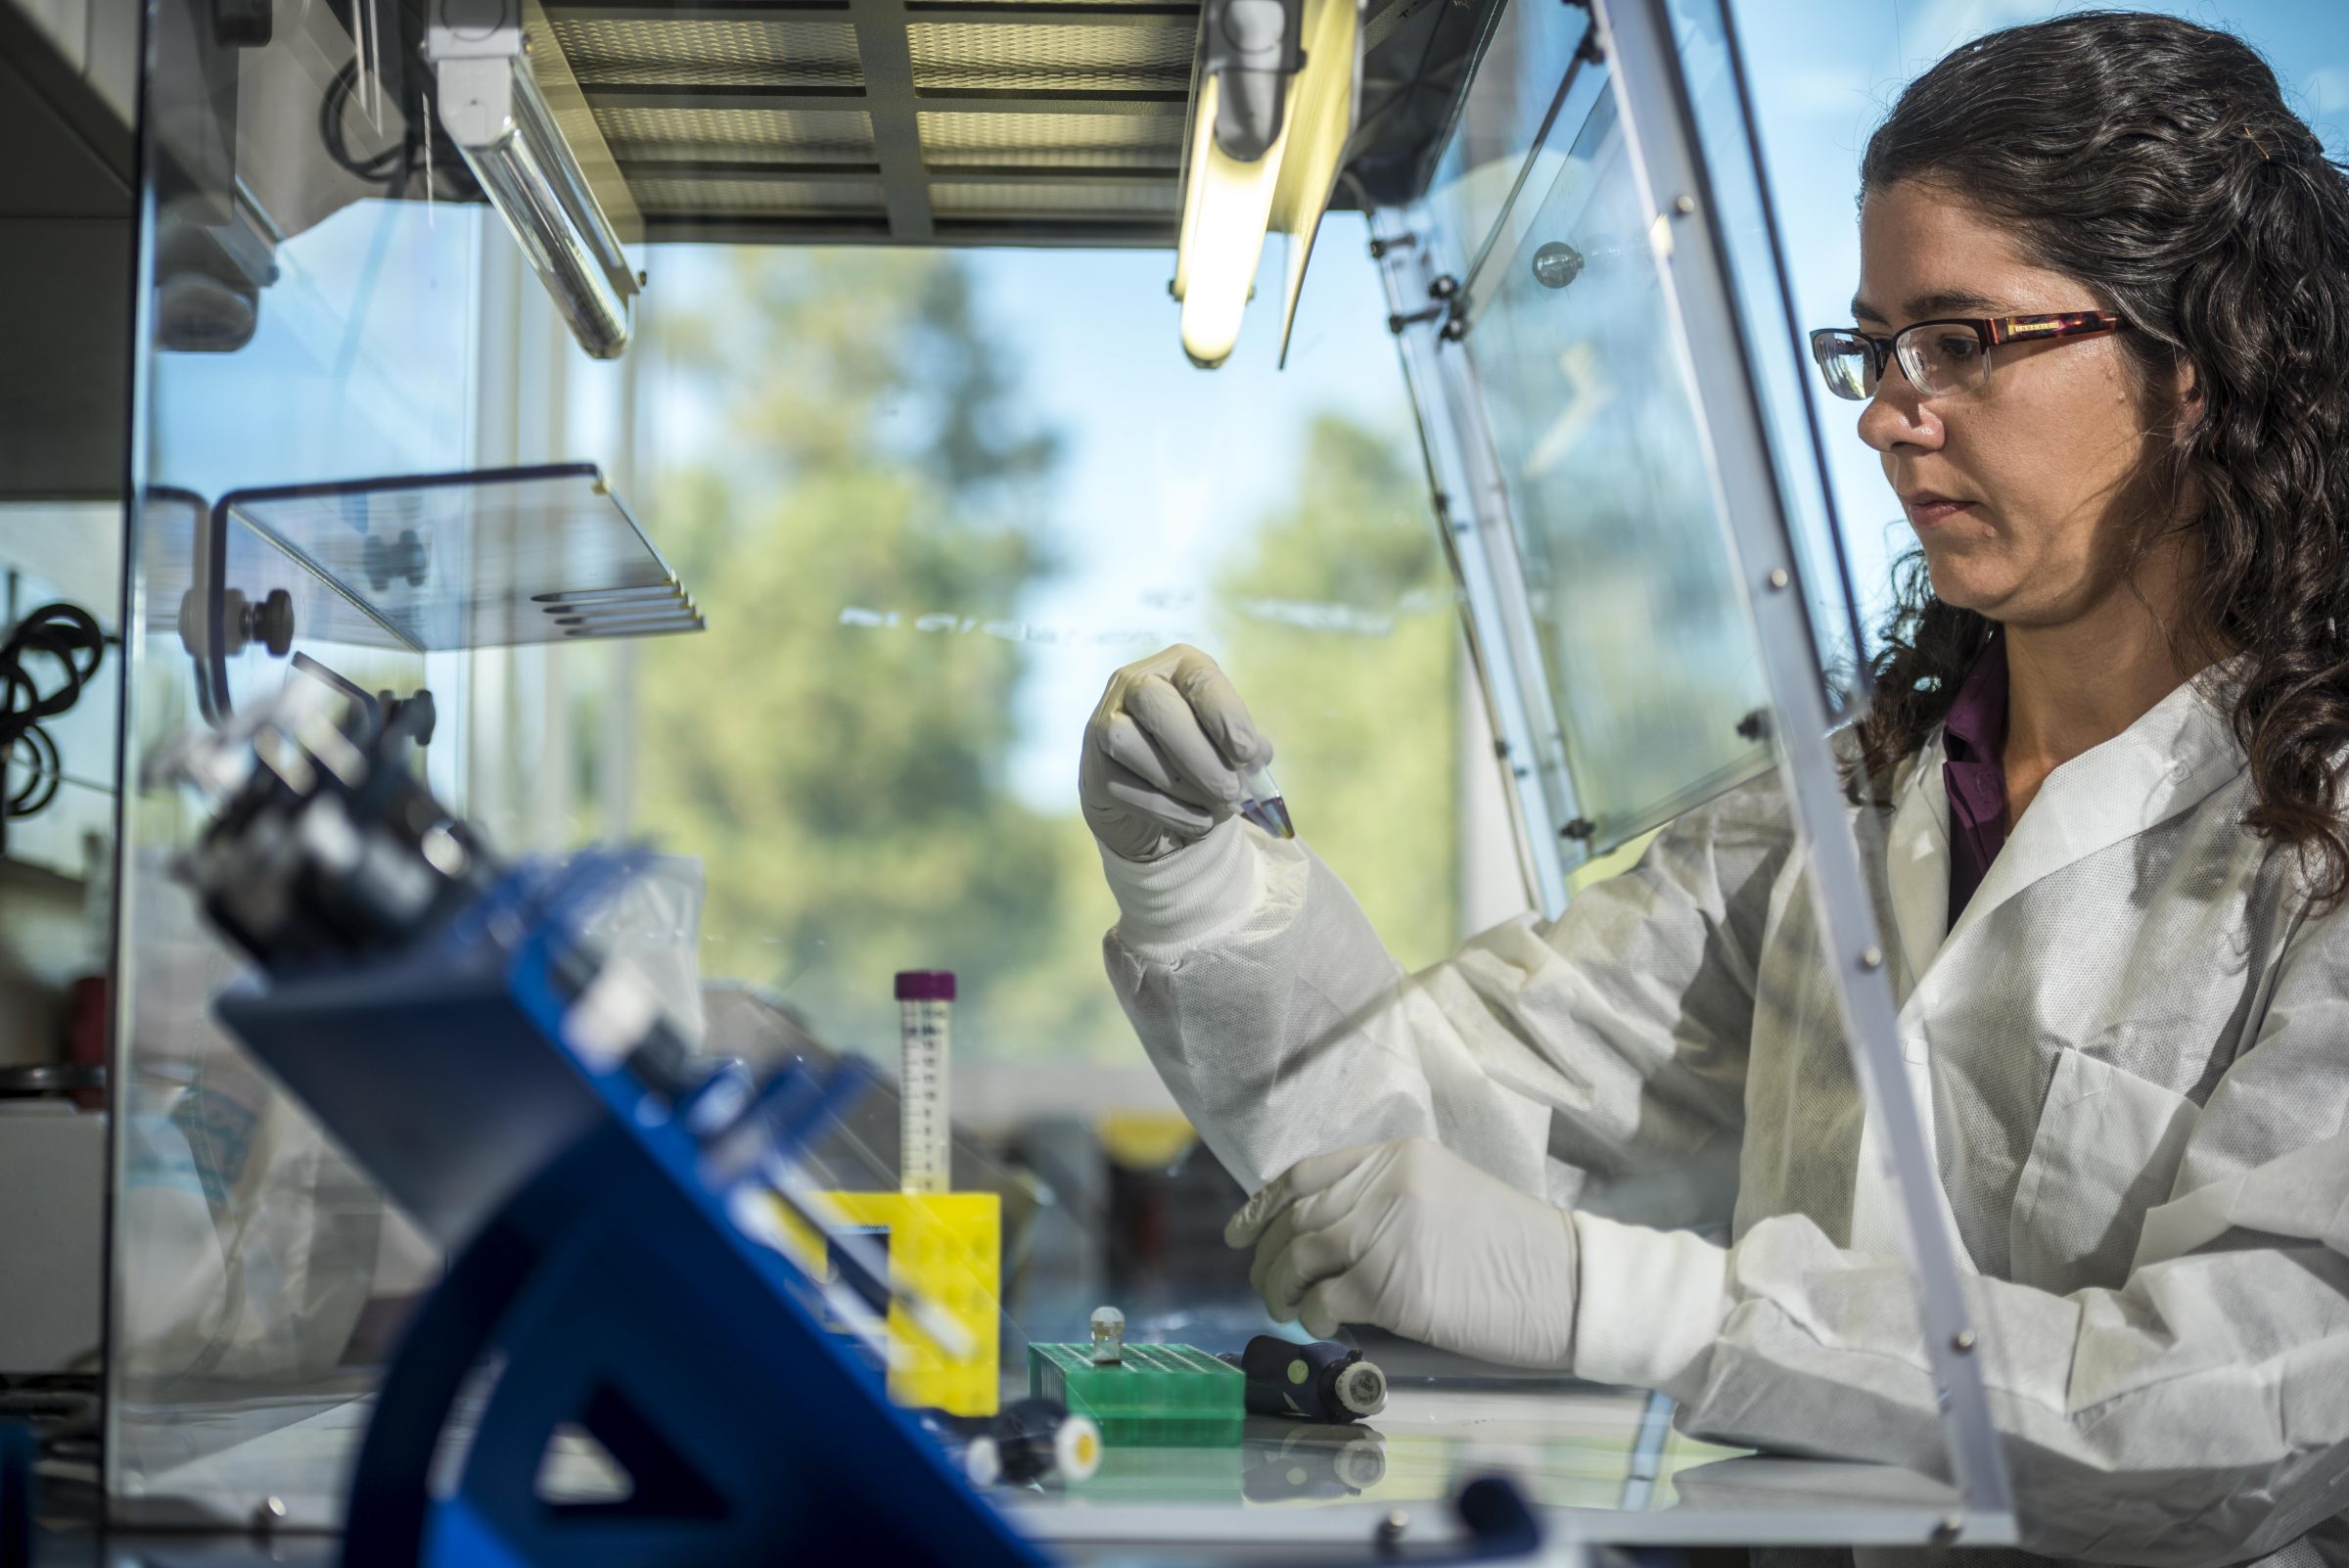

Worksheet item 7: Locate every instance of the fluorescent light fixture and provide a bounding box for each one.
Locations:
[430,0,640,359]
[1172,0,1360,369]
[1175,77,1287,368]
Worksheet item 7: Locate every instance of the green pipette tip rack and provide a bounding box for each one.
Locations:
[1028,1342,1245,1447]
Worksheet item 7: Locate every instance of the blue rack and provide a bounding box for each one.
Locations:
[215,853,1045,1568]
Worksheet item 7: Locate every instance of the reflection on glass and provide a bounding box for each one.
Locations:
[1466,88,1771,848]
[112,0,488,1522]
[989,1383,1754,1520]
[115,493,447,1526]
[1424,0,1594,280]
[1668,0,1867,707]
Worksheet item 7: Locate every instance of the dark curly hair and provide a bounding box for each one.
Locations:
[1849,11,2349,899]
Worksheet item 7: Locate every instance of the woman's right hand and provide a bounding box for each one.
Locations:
[1080,644,1273,863]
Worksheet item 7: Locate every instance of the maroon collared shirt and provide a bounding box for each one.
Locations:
[1942,635,2010,927]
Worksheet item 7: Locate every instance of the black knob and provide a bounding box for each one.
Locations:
[251,588,296,659]
[364,530,432,591]
[394,530,429,586]
[384,689,438,747]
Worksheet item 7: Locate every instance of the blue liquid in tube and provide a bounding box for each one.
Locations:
[1237,763,1294,839]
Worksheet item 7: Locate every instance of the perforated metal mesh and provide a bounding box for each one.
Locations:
[593,107,879,163]
[905,22,1195,92]
[557,4,1201,238]
[925,0,1193,7]
[627,176,888,214]
[549,17,862,87]
[918,111,1184,168]
[929,180,1181,217]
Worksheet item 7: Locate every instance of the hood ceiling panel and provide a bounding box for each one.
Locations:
[628,173,891,210]
[917,109,1180,167]
[929,178,1178,215]
[592,104,881,161]
[540,0,1510,248]
[550,16,865,86]
[544,0,1202,246]
[903,19,1193,92]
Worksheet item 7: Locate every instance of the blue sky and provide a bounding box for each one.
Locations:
[629,224,1418,813]
[958,225,1416,807]
[953,0,2349,807]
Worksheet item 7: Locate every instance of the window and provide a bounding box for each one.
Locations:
[614,221,1516,1064]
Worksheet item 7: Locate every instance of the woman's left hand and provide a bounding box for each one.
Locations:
[1225,1136,1581,1367]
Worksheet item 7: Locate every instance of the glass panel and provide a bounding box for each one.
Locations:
[0,504,119,1400]
[616,233,1473,1073]
[1666,0,1867,712]
[111,0,498,1520]
[1422,0,1594,280]
[222,464,699,651]
[1461,87,1770,849]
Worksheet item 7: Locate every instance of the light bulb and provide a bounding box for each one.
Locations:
[1174,75,1290,368]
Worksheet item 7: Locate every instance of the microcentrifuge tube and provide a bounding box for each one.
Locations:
[897,970,955,1194]
[1236,762,1294,840]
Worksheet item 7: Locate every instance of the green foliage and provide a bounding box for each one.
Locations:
[1211,415,1459,969]
[629,250,1457,1063]
[634,250,1103,1060]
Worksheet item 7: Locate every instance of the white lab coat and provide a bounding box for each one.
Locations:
[1099,669,2349,1567]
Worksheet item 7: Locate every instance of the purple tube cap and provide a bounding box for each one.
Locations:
[896,970,957,1001]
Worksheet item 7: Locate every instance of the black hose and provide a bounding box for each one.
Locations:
[319,58,414,188]
[0,604,105,850]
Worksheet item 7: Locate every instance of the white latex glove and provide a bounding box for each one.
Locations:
[1225,1137,1581,1368]
[1080,643,1272,863]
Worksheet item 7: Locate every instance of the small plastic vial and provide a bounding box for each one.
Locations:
[1089,1305,1126,1364]
[896,970,955,1194]
[1236,762,1294,839]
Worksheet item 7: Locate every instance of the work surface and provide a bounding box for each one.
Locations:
[69,1379,1976,1564]
[1003,1381,1972,1560]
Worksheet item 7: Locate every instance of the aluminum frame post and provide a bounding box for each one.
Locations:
[1371,208,1580,916]
[1591,0,2017,1538]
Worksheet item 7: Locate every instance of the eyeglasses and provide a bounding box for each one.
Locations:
[1807,311,2124,401]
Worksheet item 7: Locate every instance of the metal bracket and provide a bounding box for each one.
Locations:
[1373,207,1582,914]
[1386,273,1470,339]
[177,495,298,729]
[1201,0,1308,159]
[426,0,526,147]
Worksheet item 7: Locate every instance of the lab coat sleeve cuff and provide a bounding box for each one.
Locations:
[1571,1214,1731,1390]
[1098,816,1267,953]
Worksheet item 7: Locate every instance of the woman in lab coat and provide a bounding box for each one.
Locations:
[1080,12,2349,1565]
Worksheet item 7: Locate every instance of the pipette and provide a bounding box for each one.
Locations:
[1237,762,1294,839]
